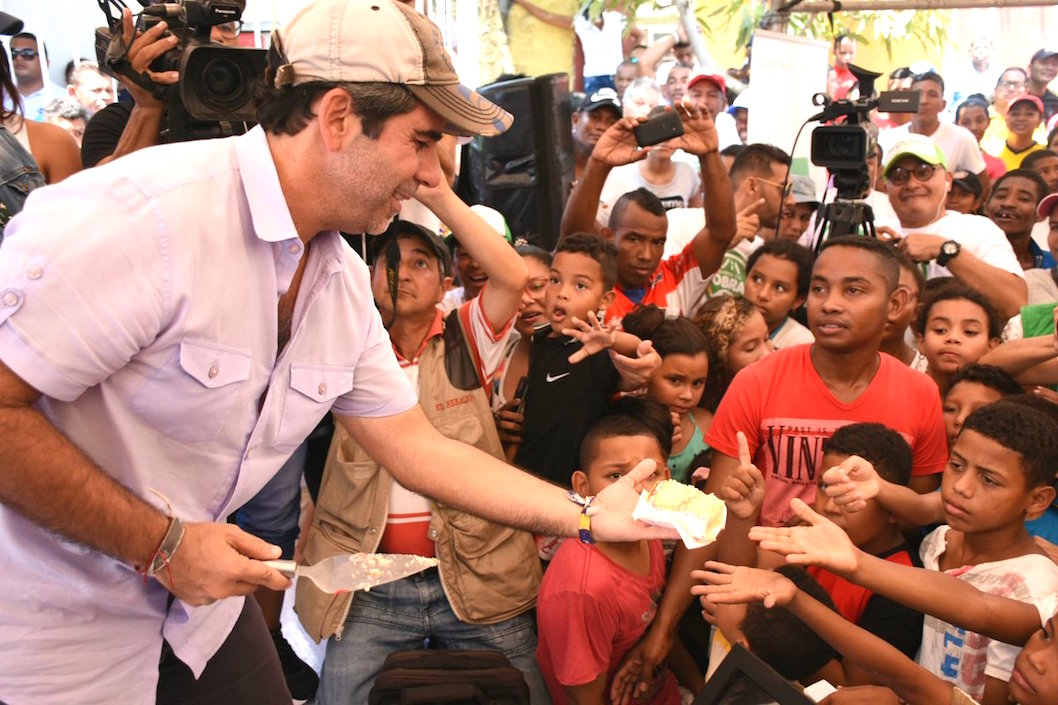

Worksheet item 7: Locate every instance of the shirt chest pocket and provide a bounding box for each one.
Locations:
[131,339,252,443]
[273,363,354,452]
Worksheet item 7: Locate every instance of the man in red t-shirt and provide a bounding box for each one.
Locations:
[608,236,947,702]
[705,236,948,527]
[558,103,737,324]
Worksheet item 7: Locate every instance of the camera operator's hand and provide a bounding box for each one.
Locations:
[591,116,650,167]
[117,7,179,109]
[673,100,719,156]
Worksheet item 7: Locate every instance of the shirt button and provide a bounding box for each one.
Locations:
[208,365,219,379]
[288,244,300,255]
[317,383,327,396]
[2,292,17,306]
[26,267,41,280]
[428,529,439,540]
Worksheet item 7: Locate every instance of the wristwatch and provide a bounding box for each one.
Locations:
[936,240,961,268]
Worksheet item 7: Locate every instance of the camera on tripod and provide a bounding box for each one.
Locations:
[810,64,919,200]
[95,0,267,142]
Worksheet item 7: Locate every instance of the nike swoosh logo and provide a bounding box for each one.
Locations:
[545,372,571,383]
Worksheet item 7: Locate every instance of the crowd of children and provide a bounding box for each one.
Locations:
[231,15,1058,705]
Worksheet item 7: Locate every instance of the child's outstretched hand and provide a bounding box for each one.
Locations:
[610,339,661,388]
[719,431,765,520]
[690,561,797,609]
[748,498,859,574]
[565,311,616,363]
[820,455,881,513]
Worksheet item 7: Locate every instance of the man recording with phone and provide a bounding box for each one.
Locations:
[560,100,737,324]
[81,7,242,167]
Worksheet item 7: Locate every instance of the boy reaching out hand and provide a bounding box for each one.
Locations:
[744,400,1058,704]
[692,559,1058,705]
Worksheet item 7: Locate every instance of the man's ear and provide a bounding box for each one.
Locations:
[571,470,591,497]
[1026,482,1056,521]
[438,275,454,301]
[315,87,359,151]
[601,225,614,240]
[887,285,909,323]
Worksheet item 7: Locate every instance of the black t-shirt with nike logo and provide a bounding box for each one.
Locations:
[513,333,620,486]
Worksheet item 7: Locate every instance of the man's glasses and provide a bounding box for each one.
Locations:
[10,49,38,60]
[754,177,791,198]
[886,163,938,186]
[1000,80,1027,89]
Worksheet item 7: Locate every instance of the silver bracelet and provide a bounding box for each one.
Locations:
[146,515,186,578]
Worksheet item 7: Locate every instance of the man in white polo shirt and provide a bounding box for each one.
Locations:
[877,134,1027,318]
[0,2,666,704]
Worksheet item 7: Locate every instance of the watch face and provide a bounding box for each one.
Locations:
[941,241,959,257]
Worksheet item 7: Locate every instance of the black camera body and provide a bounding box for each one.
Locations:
[809,65,919,200]
[96,0,266,142]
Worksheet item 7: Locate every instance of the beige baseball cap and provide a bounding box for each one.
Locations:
[273,0,513,137]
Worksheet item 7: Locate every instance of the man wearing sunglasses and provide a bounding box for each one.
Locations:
[879,134,1027,319]
[8,32,64,121]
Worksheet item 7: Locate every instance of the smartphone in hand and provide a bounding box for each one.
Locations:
[633,110,684,148]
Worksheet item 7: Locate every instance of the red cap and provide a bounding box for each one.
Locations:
[1010,94,1045,115]
[1037,192,1058,220]
[687,73,726,93]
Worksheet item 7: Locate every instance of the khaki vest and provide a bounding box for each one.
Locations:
[295,320,541,643]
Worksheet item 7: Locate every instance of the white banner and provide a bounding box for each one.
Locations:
[746,29,830,182]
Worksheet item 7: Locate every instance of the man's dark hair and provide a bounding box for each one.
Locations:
[256,41,417,137]
[745,239,814,298]
[823,423,912,486]
[720,143,745,159]
[622,305,710,358]
[580,396,673,468]
[990,168,1049,206]
[914,281,1003,339]
[998,67,1029,86]
[729,143,791,188]
[742,566,839,682]
[1023,149,1058,171]
[961,402,1058,489]
[555,232,618,291]
[818,235,900,294]
[912,70,945,93]
[996,394,1058,426]
[947,364,1024,399]
[12,32,45,59]
[609,187,667,230]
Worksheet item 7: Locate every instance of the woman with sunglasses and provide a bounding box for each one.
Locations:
[875,134,1027,320]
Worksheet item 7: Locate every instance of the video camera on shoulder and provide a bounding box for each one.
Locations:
[809,64,918,200]
[95,0,267,143]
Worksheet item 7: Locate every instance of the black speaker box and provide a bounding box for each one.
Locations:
[458,73,574,251]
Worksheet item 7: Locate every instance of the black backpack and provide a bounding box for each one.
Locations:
[368,649,531,705]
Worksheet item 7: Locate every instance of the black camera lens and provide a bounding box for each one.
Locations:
[202,57,242,100]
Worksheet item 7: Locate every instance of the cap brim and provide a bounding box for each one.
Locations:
[409,84,513,138]
[1038,193,1058,219]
